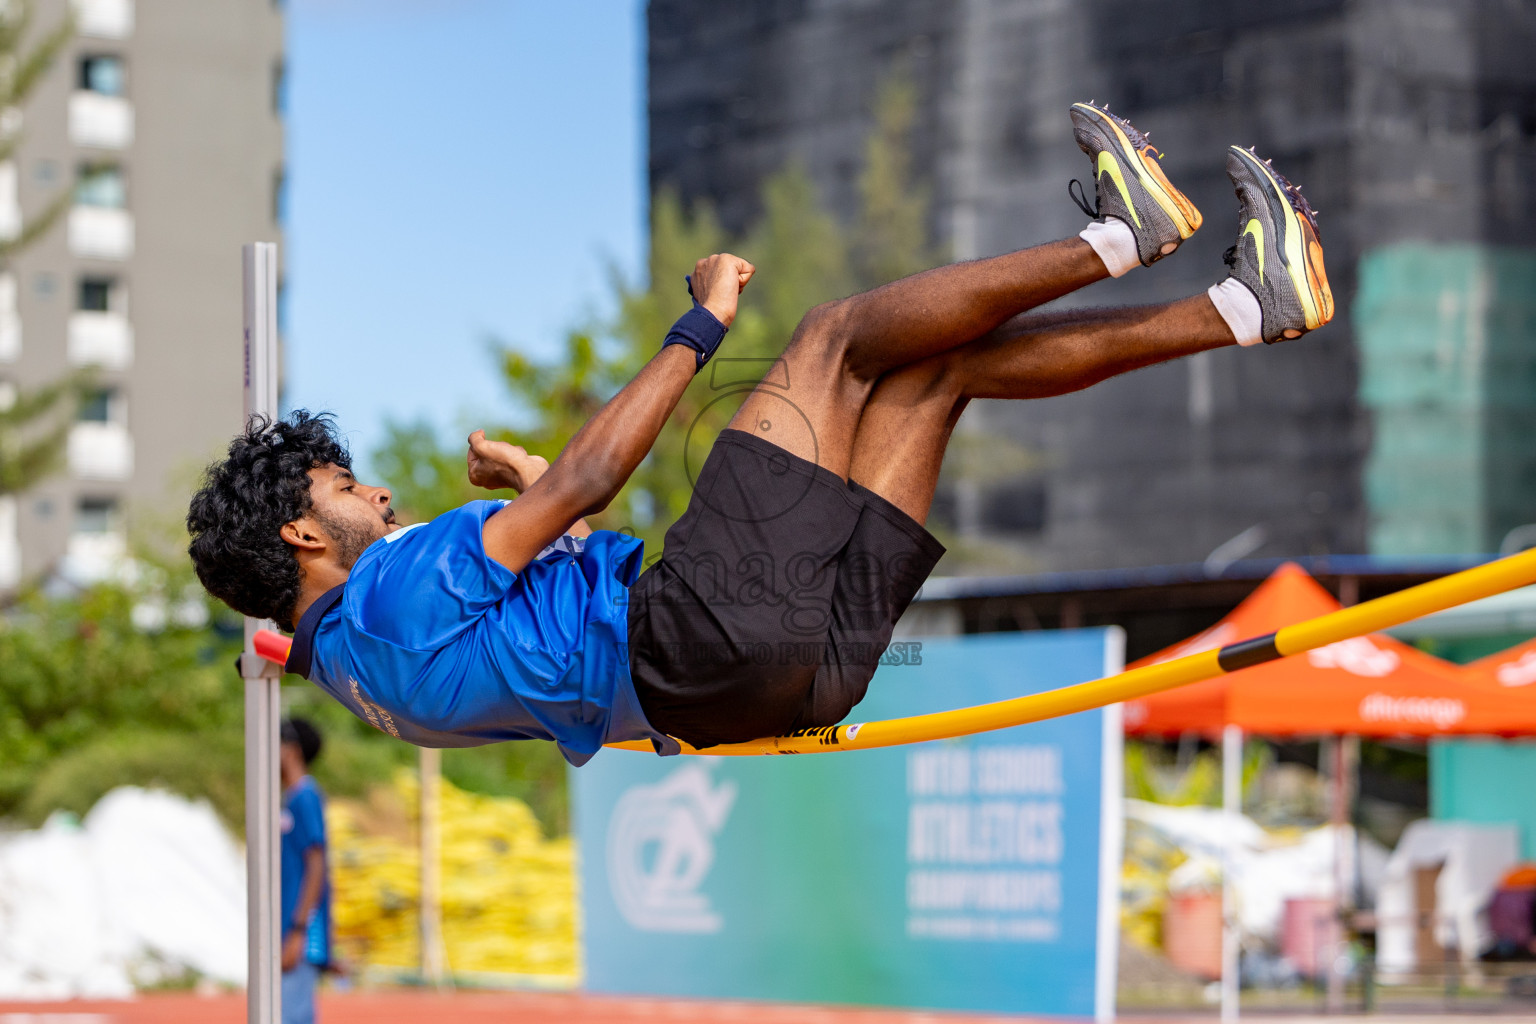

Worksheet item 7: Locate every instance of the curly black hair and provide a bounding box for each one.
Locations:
[187,410,351,631]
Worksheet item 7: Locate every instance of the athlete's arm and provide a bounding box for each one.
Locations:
[481,253,754,573]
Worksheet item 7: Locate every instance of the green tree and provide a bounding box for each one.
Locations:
[853,70,940,287]
[2,488,422,831]
[0,548,521,830]
[0,0,73,256]
[1123,739,1271,808]
[0,374,82,494]
[0,564,244,821]
[0,1,78,505]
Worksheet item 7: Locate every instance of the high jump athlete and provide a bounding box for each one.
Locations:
[188,105,1332,764]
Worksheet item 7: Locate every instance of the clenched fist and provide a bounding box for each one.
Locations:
[466,430,549,493]
[691,253,755,328]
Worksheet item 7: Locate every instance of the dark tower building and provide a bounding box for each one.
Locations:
[648,0,1536,573]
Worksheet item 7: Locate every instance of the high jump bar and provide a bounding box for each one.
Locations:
[253,542,1536,757]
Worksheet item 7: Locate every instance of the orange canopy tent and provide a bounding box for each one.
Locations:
[1123,562,1536,738]
[1119,562,1536,1019]
[1463,635,1536,696]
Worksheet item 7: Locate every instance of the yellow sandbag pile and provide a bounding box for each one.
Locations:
[1121,816,1188,951]
[326,770,578,981]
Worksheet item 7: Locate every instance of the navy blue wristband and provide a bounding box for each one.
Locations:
[663,279,728,371]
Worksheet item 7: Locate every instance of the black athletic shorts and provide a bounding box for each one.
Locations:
[627,428,946,748]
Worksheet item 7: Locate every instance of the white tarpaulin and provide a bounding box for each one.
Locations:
[1126,799,1388,942]
[1376,819,1519,973]
[0,787,247,998]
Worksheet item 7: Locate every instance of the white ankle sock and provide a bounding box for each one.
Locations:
[1207,278,1264,347]
[1079,219,1139,278]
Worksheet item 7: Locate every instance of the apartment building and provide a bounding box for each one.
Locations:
[0,0,284,589]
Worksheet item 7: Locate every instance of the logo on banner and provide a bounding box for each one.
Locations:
[607,762,737,933]
[1307,637,1399,677]
[1496,651,1536,688]
[1358,693,1466,730]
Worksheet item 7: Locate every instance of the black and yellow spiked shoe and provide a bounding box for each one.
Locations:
[1221,145,1334,343]
[1068,101,1203,266]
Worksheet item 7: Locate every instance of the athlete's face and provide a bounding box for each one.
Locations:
[304,464,400,568]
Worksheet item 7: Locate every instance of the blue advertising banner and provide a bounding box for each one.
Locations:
[574,629,1124,1019]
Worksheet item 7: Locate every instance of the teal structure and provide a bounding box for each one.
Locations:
[1429,738,1536,860]
[1357,244,1536,556]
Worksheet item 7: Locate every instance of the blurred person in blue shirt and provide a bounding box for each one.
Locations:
[280,716,330,1024]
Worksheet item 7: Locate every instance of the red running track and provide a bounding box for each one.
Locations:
[0,990,1032,1024]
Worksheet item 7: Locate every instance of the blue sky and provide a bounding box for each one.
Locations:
[284,0,646,472]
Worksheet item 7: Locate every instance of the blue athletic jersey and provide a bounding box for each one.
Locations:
[280,775,331,968]
[287,500,678,766]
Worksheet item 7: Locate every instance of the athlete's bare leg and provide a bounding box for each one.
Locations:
[726,238,1109,477]
[847,294,1235,523]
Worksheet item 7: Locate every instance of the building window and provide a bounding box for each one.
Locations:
[981,480,1048,535]
[69,276,133,369]
[272,59,286,115]
[75,496,118,535]
[0,161,18,241]
[78,276,117,311]
[79,55,125,96]
[66,495,127,583]
[0,275,16,362]
[272,166,286,225]
[76,164,126,208]
[77,386,118,424]
[68,395,133,480]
